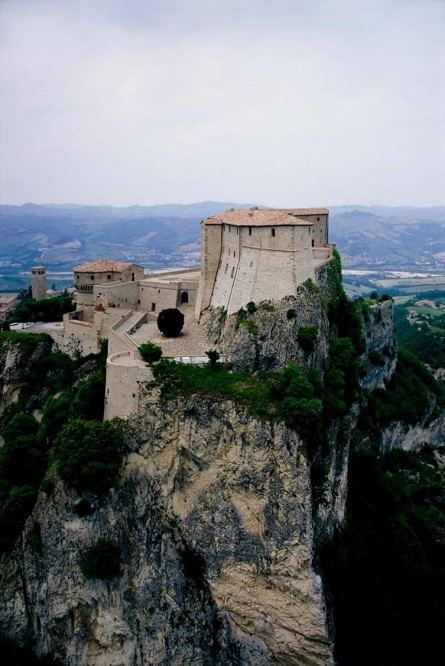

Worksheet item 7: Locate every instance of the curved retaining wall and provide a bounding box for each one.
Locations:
[104,351,153,420]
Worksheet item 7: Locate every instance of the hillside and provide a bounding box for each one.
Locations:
[1,203,444,293]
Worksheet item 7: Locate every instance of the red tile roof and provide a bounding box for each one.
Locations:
[204,208,328,227]
[73,260,132,273]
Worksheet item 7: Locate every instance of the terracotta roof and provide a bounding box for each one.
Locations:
[73,260,132,273]
[282,208,329,216]
[204,208,328,227]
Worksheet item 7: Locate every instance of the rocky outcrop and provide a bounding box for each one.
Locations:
[204,284,330,374]
[0,390,335,665]
[381,410,445,453]
[360,299,397,392]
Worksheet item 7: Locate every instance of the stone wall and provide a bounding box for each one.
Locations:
[208,224,318,315]
[94,281,140,311]
[195,224,222,319]
[104,351,153,420]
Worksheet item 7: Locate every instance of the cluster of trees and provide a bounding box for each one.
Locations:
[322,446,445,665]
[0,333,120,552]
[8,294,74,324]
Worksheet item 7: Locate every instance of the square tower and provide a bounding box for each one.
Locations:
[31,266,47,301]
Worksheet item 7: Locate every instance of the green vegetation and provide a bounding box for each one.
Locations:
[321,446,445,665]
[260,302,275,312]
[139,341,163,363]
[297,325,318,352]
[364,350,442,426]
[394,291,445,371]
[79,538,121,579]
[52,419,124,494]
[0,333,108,551]
[157,308,184,337]
[205,349,220,365]
[245,301,257,314]
[9,294,74,323]
[286,308,297,320]
[239,319,258,335]
[152,359,324,454]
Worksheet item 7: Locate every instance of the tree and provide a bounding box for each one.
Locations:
[139,341,163,363]
[53,419,123,493]
[157,308,184,337]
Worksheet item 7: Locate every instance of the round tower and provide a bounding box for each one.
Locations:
[31,266,47,301]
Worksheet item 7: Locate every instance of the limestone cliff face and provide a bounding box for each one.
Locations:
[204,287,330,374]
[360,299,397,392]
[1,390,334,665]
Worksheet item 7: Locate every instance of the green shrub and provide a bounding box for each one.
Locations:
[369,350,385,366]
[53,419,124,493]
[205,349,220,366]
[261,303,275,312]
[235,307,247,329]
[0,485,37,552]
[157,308,184,337]
[139,341,163,363]
[246,301,257,314]
[297,326,318,352]
[239,319,258,335]
[80,538,121,579]
[70,371,106,421]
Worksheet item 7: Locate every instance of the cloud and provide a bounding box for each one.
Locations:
[0,0,444,206]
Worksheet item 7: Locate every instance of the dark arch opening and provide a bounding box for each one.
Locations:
[181,291,189,304]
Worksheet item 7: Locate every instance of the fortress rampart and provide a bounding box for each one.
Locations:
[195,208,331,318]
[104,351,153,420]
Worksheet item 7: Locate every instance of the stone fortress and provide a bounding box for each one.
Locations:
[52,207,333,418]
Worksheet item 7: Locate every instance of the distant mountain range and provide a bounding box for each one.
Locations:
[1,202,444,292]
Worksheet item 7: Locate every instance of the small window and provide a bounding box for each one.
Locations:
[249,227,252,235]
[271,229,276,237]
[236,228,239,235]
[138,299,141,305]
[76,275,80,280]
[231,267,235,278]
[317,217,320,221]
[90,275,94,281]
[151,303,156,311]
[229,226,231,233]
[181,291,189,304]
[233,251,236,257]
[107,274,111,280]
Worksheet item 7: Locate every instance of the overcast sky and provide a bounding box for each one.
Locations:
[0,0,443,208]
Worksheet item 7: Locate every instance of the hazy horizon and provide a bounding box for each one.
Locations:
[1,0,444,208]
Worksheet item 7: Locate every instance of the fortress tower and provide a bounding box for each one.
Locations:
[195,207,332,319]
[31,266,47,301]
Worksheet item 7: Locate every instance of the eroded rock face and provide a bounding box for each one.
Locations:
[360,299,398,392]
[0,392,335,665]
[204,289,330,374]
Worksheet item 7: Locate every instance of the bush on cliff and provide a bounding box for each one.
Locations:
[52,419,124,493]
[80,538,122,579]
[139,341,163,363]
